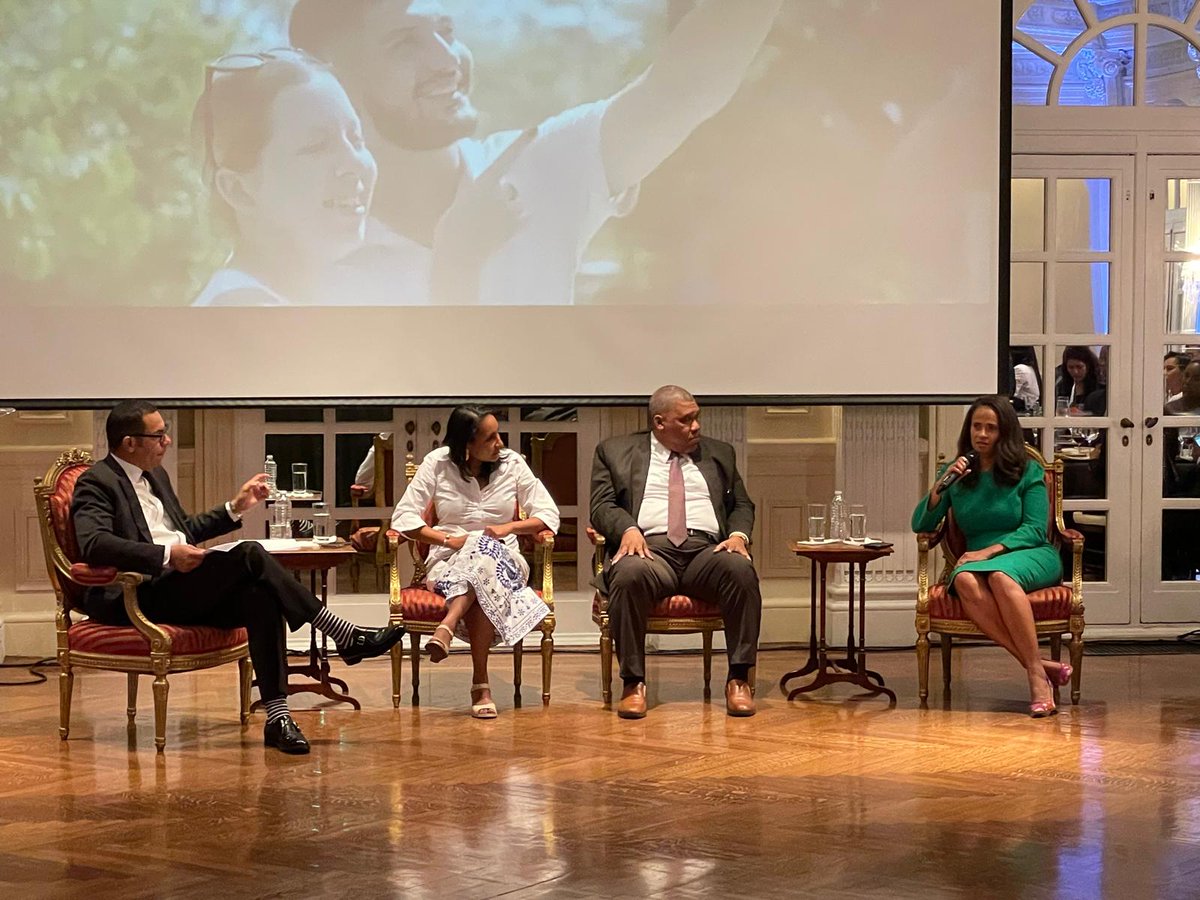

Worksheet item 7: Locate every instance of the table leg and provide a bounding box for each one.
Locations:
[779,558,820,694]
[834,561,858,673]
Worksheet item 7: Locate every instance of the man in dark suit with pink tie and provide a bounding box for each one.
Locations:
[590,385,761,719]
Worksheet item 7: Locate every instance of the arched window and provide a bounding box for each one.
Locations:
[1014,0,1200,106]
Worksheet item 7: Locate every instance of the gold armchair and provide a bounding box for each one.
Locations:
[34,449,251,752]
[915,445,1085,704]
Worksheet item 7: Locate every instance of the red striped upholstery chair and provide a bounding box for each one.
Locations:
[915,445,1086,704]
[587,528,740,705]
[34,449,251,752]
[387,483,555,708]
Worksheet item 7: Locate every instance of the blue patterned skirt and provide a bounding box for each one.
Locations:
[430,533,549,646]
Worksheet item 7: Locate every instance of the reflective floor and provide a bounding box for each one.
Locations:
[2,646,1200,898]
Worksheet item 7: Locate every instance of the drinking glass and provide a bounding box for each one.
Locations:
[291,462,308,495]
[807,503,827,541]
[312,502,334,543]
[849,505,867,541]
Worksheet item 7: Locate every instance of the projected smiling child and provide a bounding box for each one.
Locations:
[288,0,784,306]
[190,50,378,306]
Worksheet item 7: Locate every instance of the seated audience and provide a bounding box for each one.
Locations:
[73,401,405,753]
[590,385,761,720]
[1055,346,1106,416]
[390,407,559,719]
[911,396,1068,718]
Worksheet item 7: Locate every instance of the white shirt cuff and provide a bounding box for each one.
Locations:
[226,501,241,522]
[162,544,172,569]
[730,531,750,545]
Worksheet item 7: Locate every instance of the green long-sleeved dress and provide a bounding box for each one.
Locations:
[911,458,1062,595]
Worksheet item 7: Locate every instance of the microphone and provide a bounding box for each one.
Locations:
[935,451,978,492]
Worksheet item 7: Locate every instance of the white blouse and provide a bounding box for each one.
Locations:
[391,447,560,574]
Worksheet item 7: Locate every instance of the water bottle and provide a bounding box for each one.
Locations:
[829,490,847,541]
[270,491,292,539]
[264,454,278,497]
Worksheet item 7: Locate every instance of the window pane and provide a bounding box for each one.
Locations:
[1165,261,1200,334]
[334,406,393,423]
[1054,428,1107,499]
[1162,510,1200,580]
[1057,179,1111,252]
[1011,179,1046,252]
[1064,511,1106,582]
[1095,2,1135,23]
[1012,41,1054,106]
[1017,2,1086,54]
[1053,345,1108,416]
[264,434,323,498]
[1163,424,1200,497]
[1061,26,1133,106]
[1164,178,1197,252]
[265,408,323,423]
[1149,0,1192,20]
[1055,262,1111,334]
[1009,345,1045,416]
[336,433,394,508]
[1011,263,1045,333]
[1146,26,1200,106]
[521,432,578,506]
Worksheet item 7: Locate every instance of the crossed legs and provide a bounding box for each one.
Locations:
[953,571,1058,706]
[428,588,497,714]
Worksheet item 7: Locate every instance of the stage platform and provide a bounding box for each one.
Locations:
[2,646,1198,899]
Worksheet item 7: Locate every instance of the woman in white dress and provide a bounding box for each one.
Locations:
[190,49,377,306]
[391,407,559,718]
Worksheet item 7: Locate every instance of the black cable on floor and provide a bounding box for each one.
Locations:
[0,657,58,686]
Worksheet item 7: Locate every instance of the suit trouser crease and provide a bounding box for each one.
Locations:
[604,535,761,683]
[138,543,322,701]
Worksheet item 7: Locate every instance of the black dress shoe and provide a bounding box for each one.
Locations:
[337,624,406,666]
[263,715,310,755]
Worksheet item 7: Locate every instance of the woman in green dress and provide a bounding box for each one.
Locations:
[911,396,1069,717]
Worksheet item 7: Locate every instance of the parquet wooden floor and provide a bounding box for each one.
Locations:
[2,646,1200,899]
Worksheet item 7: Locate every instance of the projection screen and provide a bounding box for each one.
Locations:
[0,0,1007,405]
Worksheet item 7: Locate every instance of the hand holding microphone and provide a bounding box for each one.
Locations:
[933,451,979,496]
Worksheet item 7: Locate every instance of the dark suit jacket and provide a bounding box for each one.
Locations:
[589,433,755,571]
[71,455,241,623]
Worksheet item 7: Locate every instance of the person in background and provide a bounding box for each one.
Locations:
[391,407,559,719]
[911,396,1067,718]
[1010,346,1042,415]
[1164,351,1191,405]
[1055,346,1105,415]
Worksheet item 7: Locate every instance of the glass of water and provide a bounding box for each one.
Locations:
[291,462,308,495]
[849,505,867,541]
[312,502,334,543]
[807,503,827,541]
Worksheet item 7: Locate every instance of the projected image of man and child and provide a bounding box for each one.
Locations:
[190,0,784,307]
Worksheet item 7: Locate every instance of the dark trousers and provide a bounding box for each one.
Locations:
[604,534,762,683]
[137,543,322,702]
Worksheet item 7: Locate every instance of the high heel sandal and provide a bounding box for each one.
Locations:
[1049,663,1073,687]
[1029,676,1058,718]
[470,683,498,720]
[425,623,453,663]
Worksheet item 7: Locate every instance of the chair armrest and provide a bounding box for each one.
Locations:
[68,562,122,585]
[1061,528,1084,544]
[585,527,603,547]
[534,529,554,545]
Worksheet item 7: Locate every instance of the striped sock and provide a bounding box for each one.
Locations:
[263,697,290,725]
[311,608,356,646]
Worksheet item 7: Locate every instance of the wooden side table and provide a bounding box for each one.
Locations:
[781,541,897,703]
[253,541,360,710]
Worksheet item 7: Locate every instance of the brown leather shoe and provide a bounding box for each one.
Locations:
[617,682,647,719]
[725,679,756,717]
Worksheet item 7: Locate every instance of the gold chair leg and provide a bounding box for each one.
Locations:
[152,675,169,753]
[409,631,421,706]
[513,641,524,708]
[702,630,713,699]
[600,622,613,707]
[238,656,252,726]
[540,628,553,706]
[390,642,403,709]
[59,666,74,741]
[916,632,930,703]
[940,634,953,692]
[1069,632,1084,705]
[127,673,138,723]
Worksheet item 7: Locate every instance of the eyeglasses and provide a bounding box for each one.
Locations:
[129,427,170,445]
[201,47,319,181]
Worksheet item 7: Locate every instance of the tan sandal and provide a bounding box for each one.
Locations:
[425,623,453,663]
[470,683,498,719]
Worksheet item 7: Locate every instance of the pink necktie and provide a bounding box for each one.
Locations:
[667,452,687,547]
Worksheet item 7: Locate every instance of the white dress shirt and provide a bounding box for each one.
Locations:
[391,448,560,586]
[637,434,721,538]
[113,455,239,569]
